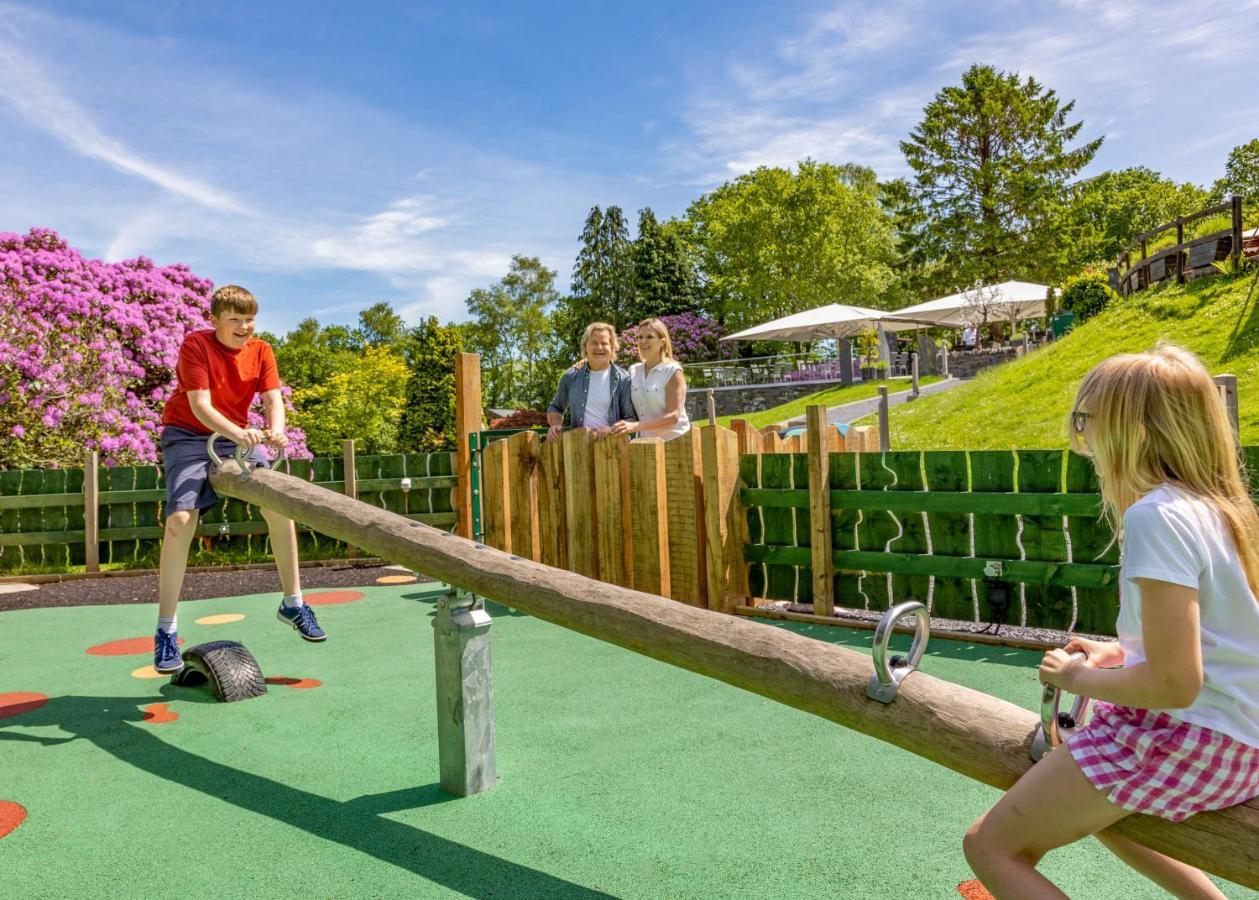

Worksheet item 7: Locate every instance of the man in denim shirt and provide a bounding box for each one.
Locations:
[546,321,635,441]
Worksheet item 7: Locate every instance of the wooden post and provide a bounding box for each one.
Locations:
[730,419,756,455]
[664,430,706,606]
[507,431,539,562]
[700,425,744,614]
[83,449,99,573]
[706,389,717,426]
[805,406,835,617]
[629,440,670,598]
[204,462,1259,891]
[342,440,357,499]
[940,345,949,378]
[910,352,919,398]
[1215,374,1240,439]
[562,429,599,579]
[1232,194,1243,272]
[878,387,891,452]
[536,437,568,570]
[593,435,632,587]
[1176,217,1185,283]
[454,352,482,539]
[342,439,358,557]
[481,437,511,552]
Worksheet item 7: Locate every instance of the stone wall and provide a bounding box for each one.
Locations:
[946,348,1020,380]
[685,379,850,420]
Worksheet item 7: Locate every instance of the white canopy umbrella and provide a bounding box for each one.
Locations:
[882,280,1048,329]
[720,303,917,342]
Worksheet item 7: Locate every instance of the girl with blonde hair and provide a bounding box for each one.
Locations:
[609,318,690,442]
[965,342,1259,899]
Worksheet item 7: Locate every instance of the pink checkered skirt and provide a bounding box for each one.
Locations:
[1068,702,1259,822]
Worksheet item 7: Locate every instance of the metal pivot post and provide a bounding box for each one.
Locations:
[433,587,496,797]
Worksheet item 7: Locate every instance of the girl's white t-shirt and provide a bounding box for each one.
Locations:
[583,367,613,429]
[629,360,690,441]
[1118,483,1259,748]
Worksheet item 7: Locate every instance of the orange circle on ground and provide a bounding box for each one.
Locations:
[376,575,417,584]
[0,801,26,839]
[142,703,179,725]
[265,677,323,689]
[0,693,48,720]
[957,880,995,899]
[87,636,182,657]
[131,665,166,679]
[195,613,246,625]
[304,591,364,606]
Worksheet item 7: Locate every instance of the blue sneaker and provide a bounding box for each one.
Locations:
[276,602,327,642]
[154,630,184,675]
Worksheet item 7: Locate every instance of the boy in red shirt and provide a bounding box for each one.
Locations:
[154,285,325,674]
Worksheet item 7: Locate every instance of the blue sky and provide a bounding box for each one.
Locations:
[1,0,1256,334]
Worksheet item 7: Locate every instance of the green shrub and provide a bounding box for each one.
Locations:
[398,317,465,452]
[1060,271,1118,323]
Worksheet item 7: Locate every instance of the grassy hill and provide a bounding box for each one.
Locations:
[857,272,1259,449]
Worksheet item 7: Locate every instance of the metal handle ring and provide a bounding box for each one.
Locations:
[206,432,286,480]
[866,600,930,704]
[1030,651,1093,761]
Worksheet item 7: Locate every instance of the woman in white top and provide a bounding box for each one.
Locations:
[609,318,690,442]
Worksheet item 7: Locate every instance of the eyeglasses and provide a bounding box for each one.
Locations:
[1071,410,1093,434]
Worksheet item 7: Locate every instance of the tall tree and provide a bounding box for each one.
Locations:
[1063,168,1207,265]
[463,255,562,408]
[356,301,406,348]
[398,316,464,452]
[270,317,359,393]
[896,64,1102,294]
[684,160,902,329]
[1210,138,1259,204]
[564,205,635,348]
[628,208,702,322]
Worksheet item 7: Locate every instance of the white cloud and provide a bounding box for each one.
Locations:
[0,22,252,214]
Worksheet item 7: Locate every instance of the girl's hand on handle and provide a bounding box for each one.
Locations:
[1039,648,1086,693]
[1063,636,1124,669]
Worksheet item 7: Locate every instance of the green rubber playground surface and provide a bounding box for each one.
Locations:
[1,583,1253,899]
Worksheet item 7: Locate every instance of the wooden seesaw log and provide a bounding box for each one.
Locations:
[210,462,1259,890]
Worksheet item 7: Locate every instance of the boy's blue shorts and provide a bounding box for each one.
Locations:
[161,426,265,517]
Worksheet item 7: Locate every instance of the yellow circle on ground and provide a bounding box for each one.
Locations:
[376,574,417,585]
[131,665,166,679]
[195,613,246,625]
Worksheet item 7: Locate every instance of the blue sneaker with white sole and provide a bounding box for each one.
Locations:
[276,602,326,642]
[154,630,184,675]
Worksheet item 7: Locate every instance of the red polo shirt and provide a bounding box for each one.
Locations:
[161,330,281,433]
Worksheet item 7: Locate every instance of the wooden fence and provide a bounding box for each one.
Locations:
[474,409,1258,638]
[1114,195,1248,296]
[0,445,457,571]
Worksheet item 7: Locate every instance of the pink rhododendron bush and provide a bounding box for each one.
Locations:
[0,228,309,468]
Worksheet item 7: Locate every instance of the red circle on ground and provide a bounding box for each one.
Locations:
[142,703,179,725]
[957,880,995,899]
[265,677,323,689]
[304,591,364,606]
[0,801,26,839]
[0,693,49,720]
[87,636,183,657]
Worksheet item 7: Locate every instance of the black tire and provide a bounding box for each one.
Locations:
[171,640,267,703]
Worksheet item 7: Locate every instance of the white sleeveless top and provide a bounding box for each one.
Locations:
[629,360,690,441]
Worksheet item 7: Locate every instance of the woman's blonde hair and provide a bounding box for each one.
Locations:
[1069,342,1259,599]
[580,322,618,360]
[637,318,674,361]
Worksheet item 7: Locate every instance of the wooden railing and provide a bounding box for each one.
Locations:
[0,446,457,571]
[1114,195,1245,296]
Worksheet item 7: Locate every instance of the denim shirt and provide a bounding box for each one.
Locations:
[547,363,635,428]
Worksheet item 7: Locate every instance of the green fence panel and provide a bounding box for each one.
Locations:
[921,451,971,620]
[1017,450,1074,630]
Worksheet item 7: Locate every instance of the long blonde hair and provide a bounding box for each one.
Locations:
[1069,342,1259,599]
[637,318,675,361]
